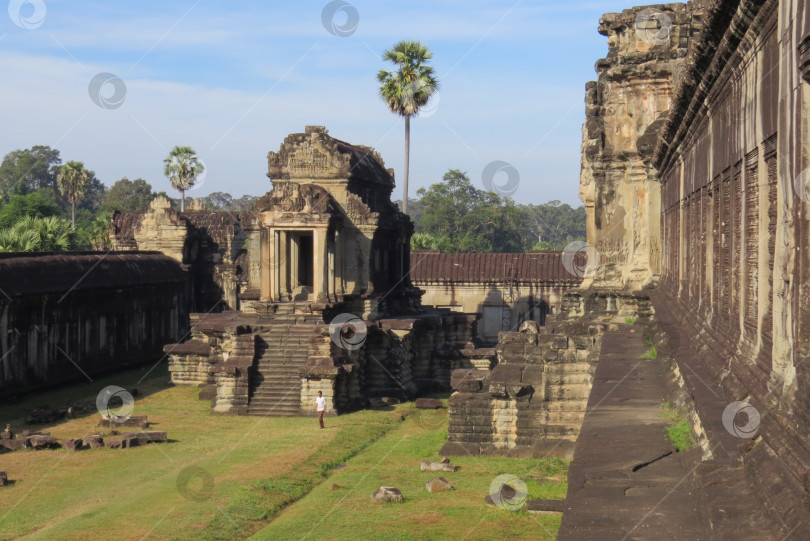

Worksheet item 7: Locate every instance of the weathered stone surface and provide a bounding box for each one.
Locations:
[0,439,24,452]
[104,436,136,449]
[0,471,7,486]
[526,499,565,515]
[415,398,442,409]
[121,431,167,445]
[425,477,454,493]
[85,435,104,449]
[580,4,702,290]
[370,486,403,503]
[0,253,187,396]
[98,415,149,429]
[26,434,59,449]
[61,438,84,451]
[420,460,455,472]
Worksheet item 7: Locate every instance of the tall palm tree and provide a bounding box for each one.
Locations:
[56,160,89,226]
[164,146,204,212]
[377,40,439,214]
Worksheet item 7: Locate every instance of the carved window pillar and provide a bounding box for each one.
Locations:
[313,228,328,302]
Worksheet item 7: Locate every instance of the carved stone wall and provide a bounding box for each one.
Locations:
[166,311,476,415]
[580,4,704,289]
[0,252,187,395]
[111,195,248,312]
[653,0,810,531]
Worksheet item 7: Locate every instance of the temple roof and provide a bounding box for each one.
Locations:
[267,126,394,185]
[410,251,584,284]
[0,252,185,297]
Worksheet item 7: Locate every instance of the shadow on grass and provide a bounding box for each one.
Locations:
[0,361,174,429]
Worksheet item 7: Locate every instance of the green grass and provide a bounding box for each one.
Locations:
[624,317,636,325]
[659,403,695,452]
[0,363,402,541]
[641,337,658,359]
[667,421,695,452]
[0,370,570,541]
[252,404,569,541]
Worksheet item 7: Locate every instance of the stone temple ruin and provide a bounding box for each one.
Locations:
[117,126,478,415]
[4,0,810,536]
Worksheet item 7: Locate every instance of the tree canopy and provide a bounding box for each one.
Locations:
[101,177,155,213]
[412,169,586,253]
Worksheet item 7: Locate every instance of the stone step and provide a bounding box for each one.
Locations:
[543,373,592,385]
[545,384,592,400]
[545,362,593,374]
[546,399,589,411]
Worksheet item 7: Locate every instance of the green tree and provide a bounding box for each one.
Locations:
[102,177,155,212]
[416,169,522,253]
[521,201,586,250]
[0,227,39,252]
[0,145,61,199]
[0,215,74,252]
[164,146,204,212]
[377,40,439,214]
[0,192,61,229]
[56,161,90,226]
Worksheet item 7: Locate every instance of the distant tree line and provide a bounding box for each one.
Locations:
[0,147,584,255]
[407,169,586,253]
[0,145,256,253]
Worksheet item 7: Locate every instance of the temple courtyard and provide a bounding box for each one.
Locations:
[0,363,566,541]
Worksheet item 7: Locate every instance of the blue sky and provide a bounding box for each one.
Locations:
[0,0,641,207]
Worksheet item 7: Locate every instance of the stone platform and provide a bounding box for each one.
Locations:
[557,328,706,540]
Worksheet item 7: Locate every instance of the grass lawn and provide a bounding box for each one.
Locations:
[0,366,568,541]
[252,402,568,541]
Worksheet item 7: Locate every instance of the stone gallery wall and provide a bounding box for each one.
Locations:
[580,3,704,289]
[653,0,810,530]
[0,252,187,396]
[411,251,583,342]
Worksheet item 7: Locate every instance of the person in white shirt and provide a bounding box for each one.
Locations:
[313,391,327,429]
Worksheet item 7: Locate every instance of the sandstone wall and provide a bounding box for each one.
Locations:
[652,0,810,531]
[0,252,187,395]
[581,4,704,289]
[111,196,248,313]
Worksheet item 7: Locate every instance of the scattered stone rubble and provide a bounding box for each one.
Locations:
[0,417,167,452]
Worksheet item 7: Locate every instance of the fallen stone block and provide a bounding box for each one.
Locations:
[121,431,167,445]
[525,499,566,515]
[98,415,149,429]
[415,398,443,409]
[25,435,60,449]
[420,460,455,472]
[0,471,6,486]
[371,486,403,503]
[61,438,84,451]
[0,439,25,452]
[381,397,400,405]
[104,436,137,449]
[425,477,454,493]
[85,435,104,449]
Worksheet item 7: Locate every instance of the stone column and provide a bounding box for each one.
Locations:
[314,228,328,302]
[260,228,271,301]
[280,231,290,299]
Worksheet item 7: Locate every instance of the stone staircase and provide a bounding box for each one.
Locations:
[532,360,594,443]
[247,321,322,416]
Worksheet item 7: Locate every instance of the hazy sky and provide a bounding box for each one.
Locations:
[0,0,641,207]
